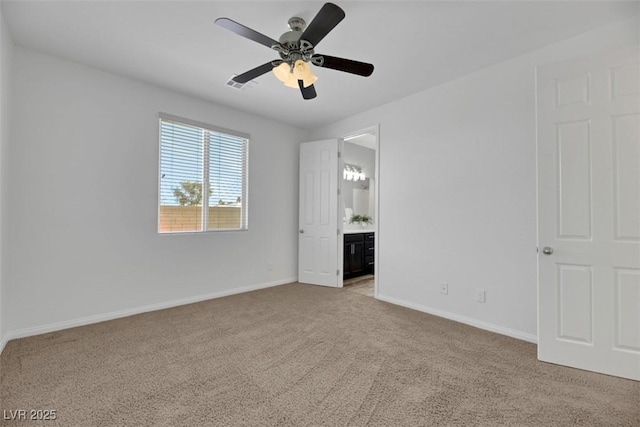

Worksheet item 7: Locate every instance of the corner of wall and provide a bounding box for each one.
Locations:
[0,3,15,355]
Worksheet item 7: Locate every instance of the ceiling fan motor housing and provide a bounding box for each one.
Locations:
[277,17,316,66]
[278,30,303,46]
[287,17,306,32]
[279,17,309,50]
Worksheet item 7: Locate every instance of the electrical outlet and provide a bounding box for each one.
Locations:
[440,282,448,295]
[476,289,486,303]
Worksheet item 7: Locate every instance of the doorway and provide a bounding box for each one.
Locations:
[340,126,379,298]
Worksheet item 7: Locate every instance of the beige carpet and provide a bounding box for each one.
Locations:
[1,283,638,426]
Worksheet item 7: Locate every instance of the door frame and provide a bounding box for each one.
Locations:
[341,125,380,297]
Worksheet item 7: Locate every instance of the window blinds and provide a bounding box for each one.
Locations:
[159,114,248,233]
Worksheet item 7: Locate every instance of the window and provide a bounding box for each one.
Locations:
[158,113,249,233]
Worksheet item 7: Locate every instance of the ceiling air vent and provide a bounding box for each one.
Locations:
[226,76,257,91]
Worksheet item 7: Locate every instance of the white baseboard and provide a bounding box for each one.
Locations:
[0,278,297,353]
[376,294,538,344]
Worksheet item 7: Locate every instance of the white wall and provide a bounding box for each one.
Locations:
[0,4,14,351]
[5,47,307,336]
[311,17,639,341]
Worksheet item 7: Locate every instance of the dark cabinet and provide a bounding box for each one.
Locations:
[364,233,375,275]
[344,232,374,279]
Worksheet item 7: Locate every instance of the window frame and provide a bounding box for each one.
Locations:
[157,112,250,234]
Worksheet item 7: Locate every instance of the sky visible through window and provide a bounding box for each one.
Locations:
[160,120,245,207]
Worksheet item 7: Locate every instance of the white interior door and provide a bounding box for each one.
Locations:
[298,140,340,287]
[537,48,640,380]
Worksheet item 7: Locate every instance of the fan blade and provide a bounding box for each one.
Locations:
[300,3,345,47]
[233,62,275,84]
[299,80,317,100]
[314,55,374,77]
[215,18,278,49]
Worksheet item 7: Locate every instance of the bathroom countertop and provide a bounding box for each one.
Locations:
[343,228,375,234]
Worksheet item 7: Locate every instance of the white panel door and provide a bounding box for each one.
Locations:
[537,48,640,380]
[298,140,339,287]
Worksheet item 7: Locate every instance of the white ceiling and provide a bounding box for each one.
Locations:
[2,1,638,130]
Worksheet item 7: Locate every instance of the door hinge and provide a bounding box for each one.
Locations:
[337,269,340,276]
[337,229,340,235]
[338,151,342,158]
[337,188,341,196]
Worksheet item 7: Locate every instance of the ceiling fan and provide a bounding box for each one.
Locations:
[215,2,374,100]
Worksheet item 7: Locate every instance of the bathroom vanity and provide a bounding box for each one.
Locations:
[343,230,375,279]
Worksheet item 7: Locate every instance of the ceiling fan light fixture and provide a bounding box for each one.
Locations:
[283,78,299,89]
[273,62,296,87]
[293,60,318,88]
[273,60,317,89]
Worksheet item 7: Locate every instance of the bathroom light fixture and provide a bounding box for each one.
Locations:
[343,164,365,181]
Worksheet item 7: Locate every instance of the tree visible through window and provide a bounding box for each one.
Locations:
[158,114,248,233]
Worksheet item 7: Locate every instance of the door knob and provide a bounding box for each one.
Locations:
[299,230,304,234]
[542,246,554,255]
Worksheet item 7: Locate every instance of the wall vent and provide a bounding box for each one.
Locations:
[226,76,257,91]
